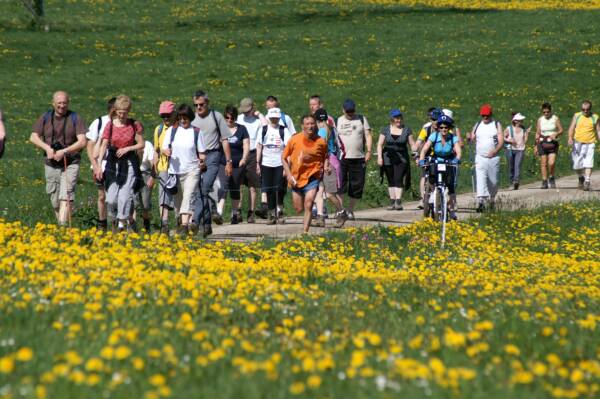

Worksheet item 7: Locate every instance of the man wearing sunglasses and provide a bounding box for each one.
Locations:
[468,104,503,212]
[567,100,600,191]
[191,90,233,237]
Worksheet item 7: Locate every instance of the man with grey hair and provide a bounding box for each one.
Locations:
[30,91,87,225]
[191,89,233,237]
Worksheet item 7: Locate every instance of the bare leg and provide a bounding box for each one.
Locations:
[98,188,107,221]
[326,192,343,211]
[348,197,358,212]
[315,184,325,215]
[249,187,257,211]
[395,187,403,200]
[540,155,548,181]
[387,187,395,201]
[547,153,557,177]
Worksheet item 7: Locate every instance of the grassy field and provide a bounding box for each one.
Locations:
[0,199,598,398]
[1,0,600,227]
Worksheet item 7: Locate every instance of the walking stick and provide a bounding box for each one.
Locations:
[63,156,72,228]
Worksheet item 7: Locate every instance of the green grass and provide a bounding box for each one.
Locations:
[1,1,599,226]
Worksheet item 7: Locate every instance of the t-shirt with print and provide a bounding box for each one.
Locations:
[282,133,327,188]
[220,124,249,168]
[162,126,206,175]
[428,131,457,160]
[139,141,155,173]
[191,110,232,151]
[257,125,291,167]
[154,123,172,173]
[102,120,143,149]
[236,114,263,151]
[336,114,371,159]
[32,110,88,165]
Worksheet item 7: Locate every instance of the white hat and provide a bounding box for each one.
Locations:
[266,107,281,119]
[442,108,454,119]
[512,113,526,121]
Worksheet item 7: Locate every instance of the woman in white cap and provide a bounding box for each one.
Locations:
[256,107,291,224]
[504,112,530,190]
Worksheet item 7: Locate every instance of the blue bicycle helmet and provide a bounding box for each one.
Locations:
[437,114,454,127]
[430,108,443,121]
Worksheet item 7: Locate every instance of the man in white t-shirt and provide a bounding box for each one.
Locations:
[236,97,267,223]
[468,104,504,212]
[256,107,291,223]
[85,97,115,230]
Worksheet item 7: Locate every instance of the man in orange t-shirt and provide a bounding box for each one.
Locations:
[282,114,329,233]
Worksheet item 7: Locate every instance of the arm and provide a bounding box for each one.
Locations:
[535,119,541,143]
[503,127,512,144]
[454,142,462,161]
[95,139,109,180]
[221,138,233,176]
[419,141,432,161]
[53,133,87,161]
[408,135,417,154]
[376,133,385,166]
[554,117,564,139]
[255,143,262,176]
[487,123,504,158]
[596,119,600,141]
[239,138,250,167]
[86,139,101,175]
[30,132,54,160]
[567,114,577,146]
[364,129,373,162]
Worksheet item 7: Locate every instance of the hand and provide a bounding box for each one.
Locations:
[92,163,101,177]
[46,148,55,160]
[94,168,104,181]
[239,158,246,167]
[147,176,155,189]
[225,162,233,177]
[364,152,372,162]
[287,175,297,187]
[568,138,574,147]
[256,164,261,176]
[199,159,207,172]
[377,158,383,167]
[162,148,172,157]
[52,149,66,161]
[116,147,130,158]
[486,150,496,158]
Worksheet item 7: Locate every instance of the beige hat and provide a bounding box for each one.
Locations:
[239,98,253,113]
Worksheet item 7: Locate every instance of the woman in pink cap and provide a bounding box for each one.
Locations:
[503,112,530,190]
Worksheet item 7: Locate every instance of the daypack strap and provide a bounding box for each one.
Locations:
[211,110,221,138]
[261,125,286,142]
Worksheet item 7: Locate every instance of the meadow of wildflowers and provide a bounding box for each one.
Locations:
[0,200,599,398]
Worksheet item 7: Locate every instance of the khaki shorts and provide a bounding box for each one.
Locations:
[45,163,79,210]
[323,168,338,194]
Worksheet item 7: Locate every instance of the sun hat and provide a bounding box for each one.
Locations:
[480,104,493,116]
[266,107,281,119]
[158,101,175,115]
[512,112,526,121]
[239,98,253,113]
[342,99,356,112]
[389,109,403,118]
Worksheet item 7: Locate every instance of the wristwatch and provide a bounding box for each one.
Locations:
[226,159,233,164]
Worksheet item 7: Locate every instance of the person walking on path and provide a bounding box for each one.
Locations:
[236,98,267,223]
[191,90,233,237]
[504,112,530,190]
[256,107,292,224]
[133,139,155,233]
[96,95,145,232]
[162,104,206,236]
[415,108,442,209]
[30,91,87,226]
[567,100,600,191]
[86,97,115,230]
[468,104,503,212]
[377,109,415,210]
[153,101,178,233]
[282,114,328,233]
[535,102,563,189]
[0,109,6,159]
[217,105,250,224]
[336,99,372,220]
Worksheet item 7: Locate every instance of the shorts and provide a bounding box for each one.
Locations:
[242,150,261,188]
[44,163,79,210]
[218,164,245,201]
[323,167,339,194]
[158,171,176,209]
[383,162,408,188]
[572,141,595,169]
[340,158,366,199]
[292,177,320,195]
[134,172,152,211]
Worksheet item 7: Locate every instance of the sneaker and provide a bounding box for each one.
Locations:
[476,202,485,213]
[541,180,548,189]
[277,208,284,219]
[394,199,403,211]
[387,199,396,210]
[549,176,556,189]
[334,210,348,228]
[247,210,255,224]
[212,213,224,225]
[513,182,519,190]
[266,211,276,225]
[583,181,591,191]
[312,215,326,227]
[311,204,318,218]
[578,176,585,189]
[231,211,241,225]
[346,210,355,220]
[255,203,268,219]
[202,225,212,238]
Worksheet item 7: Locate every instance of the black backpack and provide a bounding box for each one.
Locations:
[261,125,286,143]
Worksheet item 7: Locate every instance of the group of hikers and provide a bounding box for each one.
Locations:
[2,90,597,236]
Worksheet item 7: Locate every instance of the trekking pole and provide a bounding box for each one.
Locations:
[63,156,72,228]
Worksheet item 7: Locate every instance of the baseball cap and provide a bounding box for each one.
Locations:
[239,98,253,113]
[266,107,281,119]
[480,104,493,116]
[314,108,328,122]
[389,109,403,118]
[342,99,356,112]
[442,108,454,119]
[158,101,175,115]
[512,113,526,121]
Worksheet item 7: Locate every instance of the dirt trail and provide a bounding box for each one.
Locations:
[208,174,598,242]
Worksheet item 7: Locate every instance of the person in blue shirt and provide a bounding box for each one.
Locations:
[418,115,462,219]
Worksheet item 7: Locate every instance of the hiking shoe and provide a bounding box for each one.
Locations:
[346,210,355,220]
[583,181,591,191]
[513,182,519,190]
[549,176,556,189]
[277,208,284,219]
[188,222,199,234]
[335,210,348,228]
[231,211,241,225]
[97,219,108,231]
[212,213,224,225]
[266,211,277,225]
[541,180,548,189]
[255,203,268,219]
[387,200,396,210]
[201,225,212,238]
[312,215,326,227]
[476,202,485,213]
[394,199,404,211]
[578,176,585,189]
[247,210,255,224]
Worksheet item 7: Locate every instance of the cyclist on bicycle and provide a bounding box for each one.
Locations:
[418,114,462,220]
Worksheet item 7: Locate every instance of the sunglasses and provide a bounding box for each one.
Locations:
[439,126,450,130]
[224,116,235,121]
[159,114,171,119]
[195,103,207,108]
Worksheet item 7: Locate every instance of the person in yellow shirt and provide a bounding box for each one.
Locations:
[567,100,600,191]
[154,101,178,233]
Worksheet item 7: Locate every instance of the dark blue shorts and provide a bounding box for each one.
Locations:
[292,178,320,195]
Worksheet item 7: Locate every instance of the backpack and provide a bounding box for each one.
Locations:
[168,126,201,153]
[280,111,289,129]
[41,110,78,145]
[261,125,286,144]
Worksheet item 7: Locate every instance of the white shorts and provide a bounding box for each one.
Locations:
[572,141,595,170]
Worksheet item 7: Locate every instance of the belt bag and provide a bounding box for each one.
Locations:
[165,174,178,195]
[540,138,557,151]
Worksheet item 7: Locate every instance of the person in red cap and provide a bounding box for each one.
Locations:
[154,100,178,234]
[468,104,504,212]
